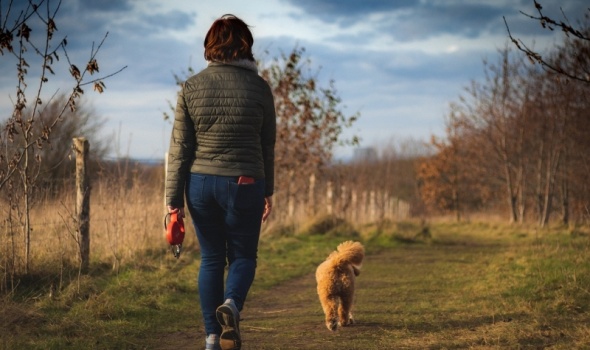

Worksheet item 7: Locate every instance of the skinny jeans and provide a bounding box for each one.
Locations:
[185,173,265,335]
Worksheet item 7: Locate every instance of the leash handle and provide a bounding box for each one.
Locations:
[163,212,171,230]
[164,212,185,258]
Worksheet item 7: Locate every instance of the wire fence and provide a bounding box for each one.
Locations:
[2,153,411,291]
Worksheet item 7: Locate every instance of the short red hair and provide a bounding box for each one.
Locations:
[204,14,254,62]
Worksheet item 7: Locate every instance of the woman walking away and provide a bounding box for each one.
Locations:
[165,14,276,350]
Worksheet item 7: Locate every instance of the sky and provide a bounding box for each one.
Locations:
[0,0,586,161]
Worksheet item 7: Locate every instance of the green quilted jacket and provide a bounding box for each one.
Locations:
[165,61,276,208]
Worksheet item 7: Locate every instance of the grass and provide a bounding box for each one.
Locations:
[2,220,590,349]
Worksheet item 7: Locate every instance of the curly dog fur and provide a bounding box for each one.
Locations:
[315,240,365,331]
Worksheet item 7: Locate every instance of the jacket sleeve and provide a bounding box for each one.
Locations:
[165,86,195,208]
[261,82,276,197]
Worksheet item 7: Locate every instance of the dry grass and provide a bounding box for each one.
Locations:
[2,167,590,348]
[2,172,198,276]
[1,218,590,349]
[232,222,590,349]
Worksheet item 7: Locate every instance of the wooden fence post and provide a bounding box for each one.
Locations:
[361,191,367,223]
[370,191,376,222]
[288,170,295,219]
[326,181,333,215]
[73,137,90,273]
[308,173,316,216]
[340,185,347,217]
[351,191,357,222]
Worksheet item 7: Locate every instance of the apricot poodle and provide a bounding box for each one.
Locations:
[315,240,365,331]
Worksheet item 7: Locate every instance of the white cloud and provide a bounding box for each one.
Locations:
[1,0,583,160]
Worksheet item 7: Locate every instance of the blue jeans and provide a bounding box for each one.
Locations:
[185,173,265,335]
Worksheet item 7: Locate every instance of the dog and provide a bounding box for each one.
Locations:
[315,240,365,331]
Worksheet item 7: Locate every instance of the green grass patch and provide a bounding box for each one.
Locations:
[2,220,590,349]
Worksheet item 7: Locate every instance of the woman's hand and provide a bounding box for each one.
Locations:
[262,196,273,223]
[167,206,185,218]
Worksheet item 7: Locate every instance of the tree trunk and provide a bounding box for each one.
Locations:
[453,187,461,222]
[540,147,562,227]
[517,176,526,224]
[503,161,518,223]
[535,139,545,224]
[23,148,31,274]
[516,121,526,224]
[560,174,569,225]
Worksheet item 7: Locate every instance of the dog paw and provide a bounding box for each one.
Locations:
[327,320,338,331]
[339,315,354,327]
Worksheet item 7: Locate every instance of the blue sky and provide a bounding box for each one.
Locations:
[0,0,586,160]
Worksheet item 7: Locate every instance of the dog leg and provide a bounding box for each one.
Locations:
[338,292,355,327]
[321,295,339,331]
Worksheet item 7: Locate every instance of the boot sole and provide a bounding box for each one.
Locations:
[216,305,241,350]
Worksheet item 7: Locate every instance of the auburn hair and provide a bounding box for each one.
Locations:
[204,14,254,62]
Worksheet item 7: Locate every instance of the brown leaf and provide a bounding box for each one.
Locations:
[18,23,32,41]
[93,81,105,93]
[70,65,81,80]
[87,59,99,74]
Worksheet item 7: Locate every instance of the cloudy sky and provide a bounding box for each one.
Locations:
[0,0,586,160]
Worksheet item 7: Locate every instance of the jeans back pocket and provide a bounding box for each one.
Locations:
[229,179,265,211]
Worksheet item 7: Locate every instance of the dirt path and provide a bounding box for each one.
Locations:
[240,250,402,350]
[238,243,507,350]
[154,240,510,350]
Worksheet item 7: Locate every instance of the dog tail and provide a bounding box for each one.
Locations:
[332,241,364,273]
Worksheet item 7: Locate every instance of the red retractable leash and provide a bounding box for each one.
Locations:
[164,212,185,258]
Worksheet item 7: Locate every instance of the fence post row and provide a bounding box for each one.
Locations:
[276,174,409,223]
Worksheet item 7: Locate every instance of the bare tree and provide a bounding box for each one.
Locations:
[2,95,111,195]
[421,41,590,225]
[260,47,359,199]
[455,47,533,223]
[504,0,590,84]
[531,67,590,226]
[414,2,590,225]
[0,0,125,276]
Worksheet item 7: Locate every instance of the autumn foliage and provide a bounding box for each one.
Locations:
[418,7,590,225]
[260,47,359,198]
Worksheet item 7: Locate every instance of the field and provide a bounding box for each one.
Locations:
[2,219,590,349]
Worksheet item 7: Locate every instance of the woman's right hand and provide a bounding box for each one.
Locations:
[262,196,272,223]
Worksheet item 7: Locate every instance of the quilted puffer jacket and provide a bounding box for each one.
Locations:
[165,61,276,208]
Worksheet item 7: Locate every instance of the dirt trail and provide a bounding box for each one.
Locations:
[239,251,405,350]
[155,243,503,350]
[154,264,343,350]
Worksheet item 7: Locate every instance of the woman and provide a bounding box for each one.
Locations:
[165,14,276,350]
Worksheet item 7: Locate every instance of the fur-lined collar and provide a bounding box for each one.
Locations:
[208,59,258,73]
